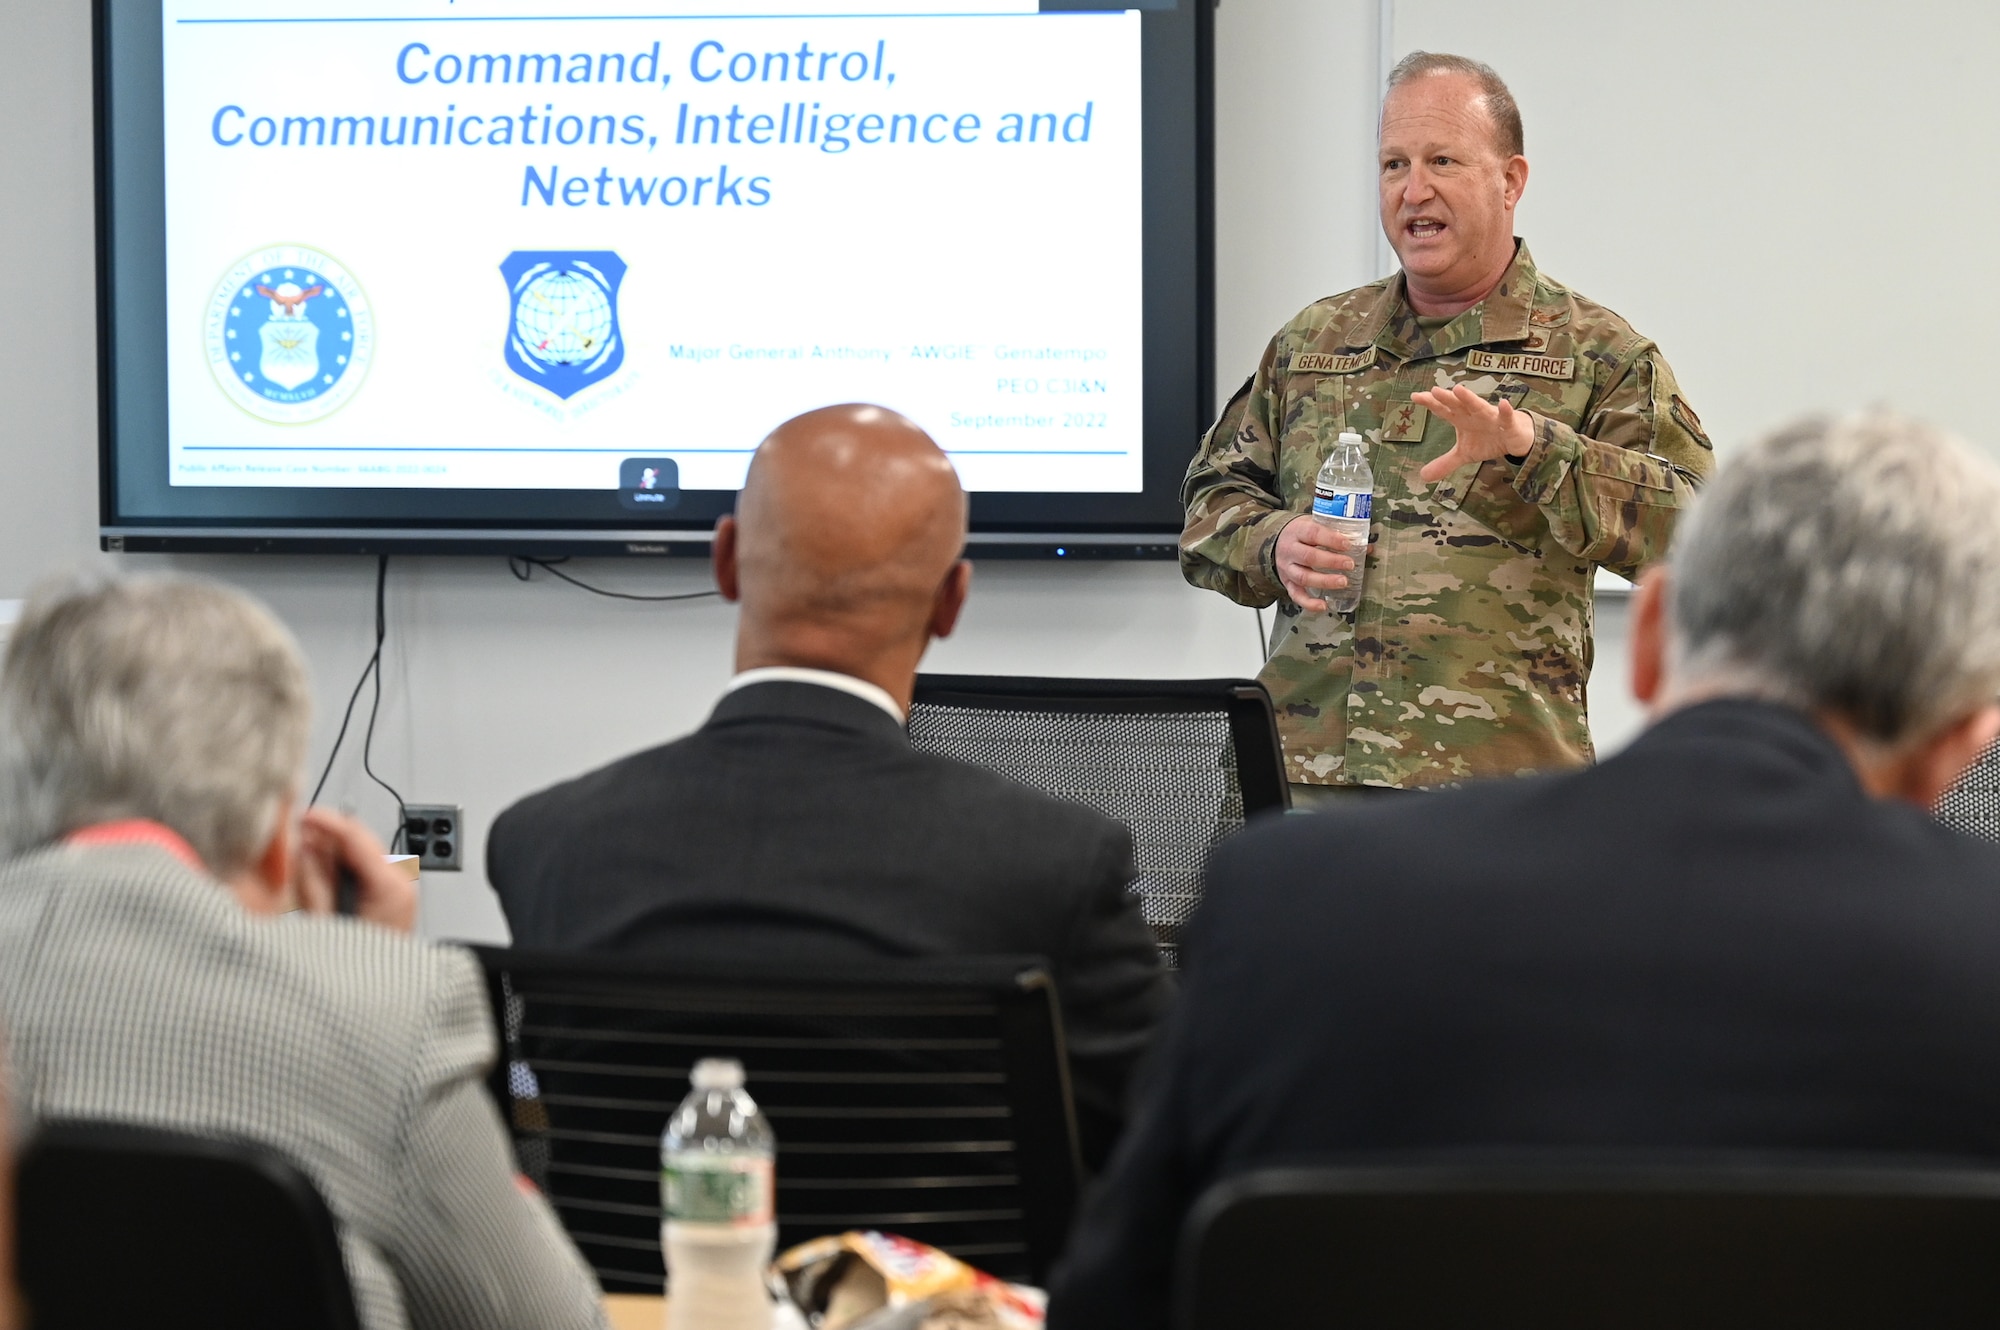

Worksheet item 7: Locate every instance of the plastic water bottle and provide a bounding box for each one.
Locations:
[662,1059,777,1330]
[1311,431,1374,614]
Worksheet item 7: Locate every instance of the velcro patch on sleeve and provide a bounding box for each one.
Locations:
[1670,394,1713,450]
[1465,350,1576,380]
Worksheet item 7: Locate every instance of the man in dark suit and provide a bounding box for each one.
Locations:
[488,405,1172,1162]
[1048,412,2000,1329]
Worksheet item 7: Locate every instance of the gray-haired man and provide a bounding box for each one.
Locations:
[0,575,606,1330]
[1053,413,2000,1330]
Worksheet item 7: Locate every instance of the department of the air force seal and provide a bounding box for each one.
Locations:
[204,246,373,424]
[501,251,627,400]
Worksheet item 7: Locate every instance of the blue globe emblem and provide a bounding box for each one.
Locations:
[205,247,373,424]
[501,251,627,400]
[516,271,614,367]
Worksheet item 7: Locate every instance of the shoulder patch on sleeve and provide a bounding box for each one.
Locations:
[1670,395,1712,450]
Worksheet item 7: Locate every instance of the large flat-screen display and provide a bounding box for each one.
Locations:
[95,0,1212,556]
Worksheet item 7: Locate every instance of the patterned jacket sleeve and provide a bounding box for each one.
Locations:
[1178,336,1302,608]
[386,949,608,1330]
[1458,344,1714,579]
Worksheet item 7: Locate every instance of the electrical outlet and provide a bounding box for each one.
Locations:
[402,804,463,872]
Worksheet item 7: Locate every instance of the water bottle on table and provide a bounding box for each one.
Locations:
[1312,430,1374,614]
[662,1058,778,1330]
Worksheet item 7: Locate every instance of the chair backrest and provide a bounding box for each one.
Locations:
[1178,1161,2000,1330]
[907,675,1288,966]
[474,947,1084,1294]
[1937,739,2000,839]
[17,1119,361,1330]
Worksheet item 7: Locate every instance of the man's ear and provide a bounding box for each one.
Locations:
[1630,565,1669,707]
[928,560,972,641]
[1503,153,1529,211]
[1899,703,2000,810]
[713,514,740,603]
[228,798,295,916]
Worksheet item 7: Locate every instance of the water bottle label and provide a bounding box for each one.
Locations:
[1313,487,1371,521]
[663,1156,774,1226]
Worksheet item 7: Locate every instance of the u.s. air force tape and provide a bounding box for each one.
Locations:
[1465,350,1575,380]
[1289,351,1375,374]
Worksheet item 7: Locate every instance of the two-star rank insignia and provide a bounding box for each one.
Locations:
[1385,400,1430,442]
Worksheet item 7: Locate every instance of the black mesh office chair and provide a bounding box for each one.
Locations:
[475,947,1084,1294]
[907,675,1288,966]
[17,1120,361,1330]
[1178,1161,2000,1329]
[1937,739,2000,839]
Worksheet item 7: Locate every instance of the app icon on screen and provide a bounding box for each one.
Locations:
[618,457,680,510]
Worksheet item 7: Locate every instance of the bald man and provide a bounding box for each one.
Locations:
[488,405,1172,1166]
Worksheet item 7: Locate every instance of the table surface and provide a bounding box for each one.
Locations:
[603,1294,665,1330]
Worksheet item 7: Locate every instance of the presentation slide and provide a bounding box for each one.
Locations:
[160,0,1145,497]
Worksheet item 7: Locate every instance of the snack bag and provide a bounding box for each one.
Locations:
[775,1231,1046,1330]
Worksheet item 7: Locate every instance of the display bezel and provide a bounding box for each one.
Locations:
[94,0,1213,556]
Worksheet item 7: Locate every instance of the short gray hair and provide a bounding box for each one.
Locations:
[0,574,312,874]
[1386,51,1524,159]
[1668,413,2000,747]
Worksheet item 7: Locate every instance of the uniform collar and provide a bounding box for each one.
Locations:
[1361,239,1544,363]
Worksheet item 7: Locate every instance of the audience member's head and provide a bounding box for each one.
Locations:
[1634,411,2000,803]
[0,574,309,873]
[714,403,971,708]
[0,574,411,925]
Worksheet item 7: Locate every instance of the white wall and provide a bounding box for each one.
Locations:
[1389,0,2000,457]
[0,0,1684,943]
[1211,0,1385,392]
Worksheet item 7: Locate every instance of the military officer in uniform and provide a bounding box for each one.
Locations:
[1183,51,1714,801]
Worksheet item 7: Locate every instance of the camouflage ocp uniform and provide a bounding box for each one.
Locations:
[1184,243,1714,788]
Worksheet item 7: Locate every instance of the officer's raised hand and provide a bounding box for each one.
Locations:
[1414,382,1534,483]
[1276,516,1357,613]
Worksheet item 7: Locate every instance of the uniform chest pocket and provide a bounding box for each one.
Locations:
[1432,387,1545,556]
[1444,481,1543,557]
[1276,377,1346,503]
[1511,378,1591,429]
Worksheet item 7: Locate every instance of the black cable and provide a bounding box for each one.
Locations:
[308,556,385,807]
[507,554,720,603]
[1254,606,1269,661]
[358,557,408,851]
[306,556,406,851]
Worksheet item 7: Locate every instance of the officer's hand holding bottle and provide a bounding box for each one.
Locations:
[1277,430,1374,614]
[1275,518,1358,614]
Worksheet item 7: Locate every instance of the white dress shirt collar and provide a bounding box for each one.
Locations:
[724,666,905,723]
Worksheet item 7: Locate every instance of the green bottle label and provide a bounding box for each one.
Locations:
[662,1155,773,1225]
